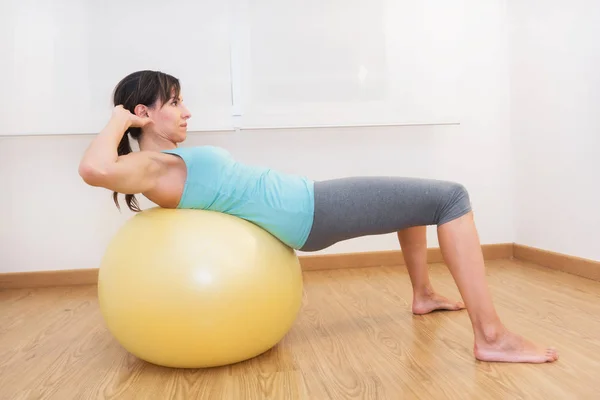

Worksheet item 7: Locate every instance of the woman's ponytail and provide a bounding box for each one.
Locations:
[112,128,141,212]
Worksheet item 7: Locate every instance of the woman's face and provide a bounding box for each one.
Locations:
[145,91,192,143]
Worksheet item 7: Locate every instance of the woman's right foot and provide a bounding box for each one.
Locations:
[474,329,558,363]
[412,292,465,315]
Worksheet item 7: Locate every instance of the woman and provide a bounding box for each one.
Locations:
[79,70,557,363]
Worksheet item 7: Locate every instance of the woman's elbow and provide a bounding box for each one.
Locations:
[78,162,109,187]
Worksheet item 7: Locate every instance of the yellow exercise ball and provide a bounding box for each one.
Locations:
[97,207,303,368]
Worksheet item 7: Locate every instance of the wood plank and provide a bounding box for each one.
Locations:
[2,259,600,399]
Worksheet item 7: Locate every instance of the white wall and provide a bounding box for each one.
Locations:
[509,0,600,261]
[0,1,514,273]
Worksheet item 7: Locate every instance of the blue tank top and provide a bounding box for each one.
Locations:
[162,146,315,249]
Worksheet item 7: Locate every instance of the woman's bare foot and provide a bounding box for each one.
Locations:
[412,292,465,315]
[474,328,559,363]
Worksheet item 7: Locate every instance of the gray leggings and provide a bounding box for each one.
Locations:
[299,177,472,252]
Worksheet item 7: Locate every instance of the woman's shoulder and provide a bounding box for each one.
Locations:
[161,145,234,171]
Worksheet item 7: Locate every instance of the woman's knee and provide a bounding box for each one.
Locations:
[437,181,472,225]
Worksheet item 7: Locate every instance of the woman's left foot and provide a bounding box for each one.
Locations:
[412,292,465,315]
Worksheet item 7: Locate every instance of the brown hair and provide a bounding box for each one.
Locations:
[111,70,181,212]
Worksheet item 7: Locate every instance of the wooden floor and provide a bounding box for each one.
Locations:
[2,259,600,399]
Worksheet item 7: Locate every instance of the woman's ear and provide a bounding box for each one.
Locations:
[133,104,149,118]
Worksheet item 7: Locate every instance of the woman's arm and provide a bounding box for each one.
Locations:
[78,106,163,194]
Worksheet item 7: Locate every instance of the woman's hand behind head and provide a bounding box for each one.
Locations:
[112,105,153,128]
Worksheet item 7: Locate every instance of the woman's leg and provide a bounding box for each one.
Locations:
[438,211,558,362]
[300,176,558,363]
[397,226,465,315]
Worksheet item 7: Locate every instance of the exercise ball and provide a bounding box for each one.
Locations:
[97,207,303,368]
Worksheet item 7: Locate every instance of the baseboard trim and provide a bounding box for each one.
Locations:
[3,242,598,290]
[0,268,100,290]
[0,243,513,290]
[513,244,600,282]
[300,243,513,271]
